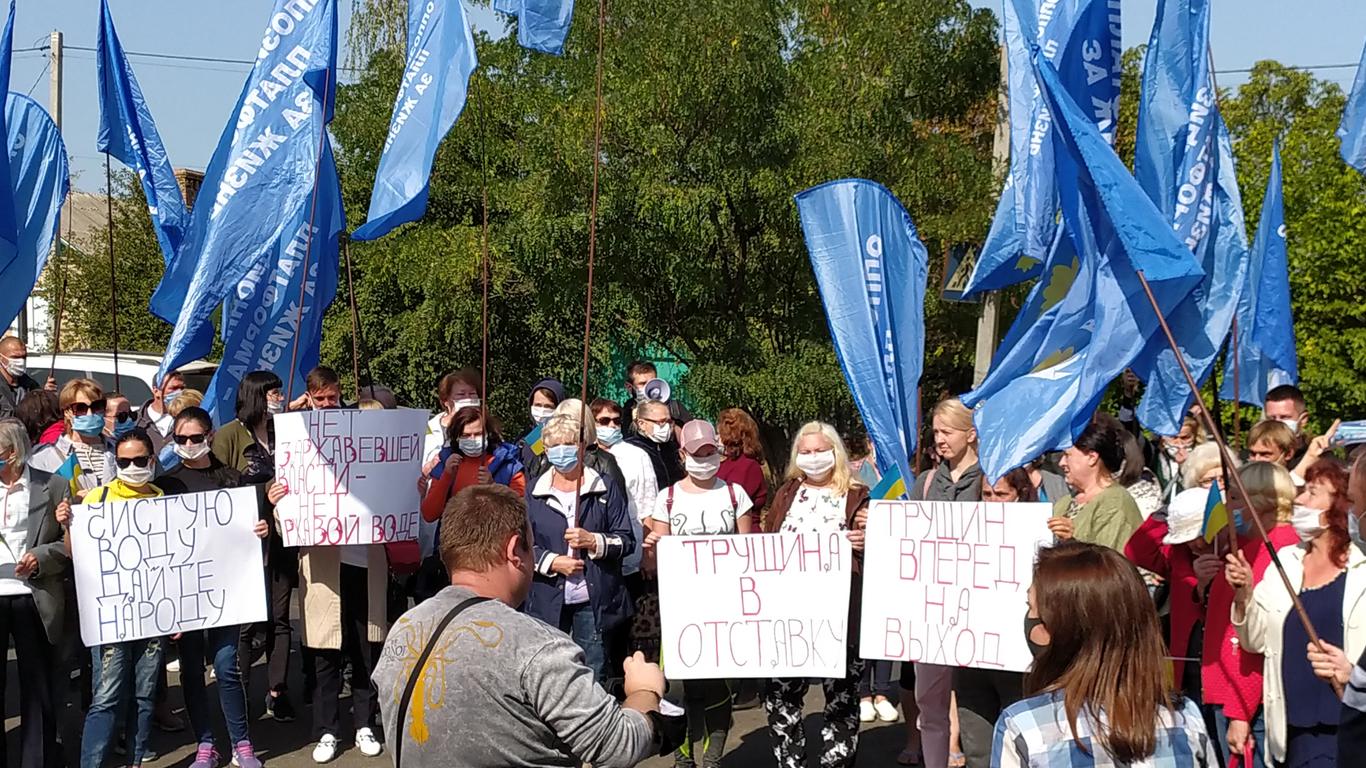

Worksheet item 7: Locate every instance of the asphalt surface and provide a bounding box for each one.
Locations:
[4,647,911,767]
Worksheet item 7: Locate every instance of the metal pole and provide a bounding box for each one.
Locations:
[1134,270,1341,697]
[343,237,362,400]
[1231,316,1241,444]
[284,68,334,404]
[105,154,121,391]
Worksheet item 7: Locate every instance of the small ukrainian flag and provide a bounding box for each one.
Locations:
[525,424,545,456]
[1201,481,1229,544]
[871,465,907,500]
[55,453,83,497]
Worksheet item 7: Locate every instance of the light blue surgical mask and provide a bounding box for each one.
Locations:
[113,419,137,438]
[546,444,580,473]
[163,389,183,407]
[73,414,106,437]
[598,426,623,447]
[0,457,7,472]
[1350,510,1364,550]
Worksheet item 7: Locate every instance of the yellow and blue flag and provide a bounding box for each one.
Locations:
[525,424,545,456]
[54,452,83,497]
[1202,481,1229,544]
[871,465,907,501]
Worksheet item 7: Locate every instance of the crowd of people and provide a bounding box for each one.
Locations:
[1,332,1365,768]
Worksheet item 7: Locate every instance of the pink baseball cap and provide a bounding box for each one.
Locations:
[680,420,720,453]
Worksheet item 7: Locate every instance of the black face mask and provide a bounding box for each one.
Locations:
[1024,615,1049,659]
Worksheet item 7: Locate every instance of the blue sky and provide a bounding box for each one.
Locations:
[12,1,1365,192]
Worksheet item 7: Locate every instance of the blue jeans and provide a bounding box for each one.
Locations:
[560,602,606,682]
[181,626,251,746]
[1212,704,1266,767]
[81,638,164,768]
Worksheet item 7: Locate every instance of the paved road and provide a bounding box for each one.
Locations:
[6,651,910,767]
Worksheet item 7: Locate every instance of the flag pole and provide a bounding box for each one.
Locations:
[477,74,492,433]
[343,236,362,400]
[48,239,67,384]
[572,0,609,526]
[1231,316,1242,444]
[104,154,121,391]
[284,67,334,405]
[1135,270,1341,696]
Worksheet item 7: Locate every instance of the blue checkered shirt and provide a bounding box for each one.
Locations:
[992,691,1213,767]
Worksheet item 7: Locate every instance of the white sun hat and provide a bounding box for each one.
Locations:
[1163,486,1213,546]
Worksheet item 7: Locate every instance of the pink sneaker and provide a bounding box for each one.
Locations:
[232,741,263,768]
[190,742,219,768]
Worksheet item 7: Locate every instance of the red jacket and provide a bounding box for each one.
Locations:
[1202,524,1300,720]
[1125,515,1203,686]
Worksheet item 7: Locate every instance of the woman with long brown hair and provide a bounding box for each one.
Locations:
[993,541,1213,766]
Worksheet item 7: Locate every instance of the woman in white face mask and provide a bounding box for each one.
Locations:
[760,421,869,768]
[1227,458,1366,767]
[640,419,752,766]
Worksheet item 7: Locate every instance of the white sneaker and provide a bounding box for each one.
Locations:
[859,699,876,723]
[312,735,339,764]
[356,727,384,758]
[874,698,900,722]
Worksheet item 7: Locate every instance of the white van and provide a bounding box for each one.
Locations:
[38,351,217,410]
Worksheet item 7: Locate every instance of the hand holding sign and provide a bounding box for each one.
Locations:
[55,499,71,527]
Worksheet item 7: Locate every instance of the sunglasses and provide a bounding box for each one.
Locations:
[595,416,622,427]
[114,412,135,424]
[68,400,108,417]
[173,433,208,445]
[115,456,152,469]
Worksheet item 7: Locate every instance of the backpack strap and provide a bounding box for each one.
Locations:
[726,481,738,510]
[920,467,937,499]
[393,596,492,767]
[666,484,675,514]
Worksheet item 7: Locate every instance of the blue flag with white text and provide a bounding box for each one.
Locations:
[96,0,189,266]
[1339,38,1366,172]
[494,0,574,56]
[796,179,927,499]
[0,93,69,333]
[965,44,1203,481]
[0,2,21,279]
[153,0,338,383]
[352,0,478,241]
[203,139,343,422]
[1220,142,1296,406]
[1130,0,1249,436]
[963,0,1121,297]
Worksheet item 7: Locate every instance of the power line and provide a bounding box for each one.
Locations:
[1214,62,1359,75]
[60,43,363,73]
[24,60,49,97]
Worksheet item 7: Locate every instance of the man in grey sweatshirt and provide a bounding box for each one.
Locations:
[372,484,664,767]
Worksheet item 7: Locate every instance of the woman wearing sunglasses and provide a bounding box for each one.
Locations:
[29,378,117,501]
[57,429,166,768]
[156,407,268,768]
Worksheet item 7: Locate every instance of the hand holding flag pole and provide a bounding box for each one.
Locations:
[1134,270,1342,697]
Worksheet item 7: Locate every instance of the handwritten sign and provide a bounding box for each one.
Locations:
[274,408,428,547]
[859,500,1052,672]
[658,532,852,679]
[70,488,267,646]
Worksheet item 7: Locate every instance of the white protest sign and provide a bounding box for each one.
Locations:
[658,532,852,679]
[859,500,1052,672]
[273,407,428,547]
[70,487,267,646]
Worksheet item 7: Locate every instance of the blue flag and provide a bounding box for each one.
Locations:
[965,43,1203,481]
[0,2,21,279]
[96,0,189,266]
[352,0,478,241]
[1220,142,1297,406]
[1339,38,1366,172]
[494,0,574,56]
[964,0,1122,297]
[153,0,338,383]
[1129,0,1249,436]
[0,93,69,333]
[202,138,343,423]
[795,179,928,500]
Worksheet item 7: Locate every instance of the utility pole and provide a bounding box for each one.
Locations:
[31,30,64,350]
[972,44,1010,387]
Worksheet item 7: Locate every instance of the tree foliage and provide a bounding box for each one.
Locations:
[328,0,1001,445]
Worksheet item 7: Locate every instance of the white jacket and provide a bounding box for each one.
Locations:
[1232,541,1366,765]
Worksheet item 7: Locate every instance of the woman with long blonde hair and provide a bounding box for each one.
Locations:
[761,421,868,768]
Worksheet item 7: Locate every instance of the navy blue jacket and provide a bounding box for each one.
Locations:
[524,466,635,632]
